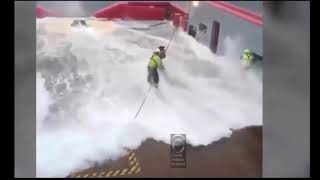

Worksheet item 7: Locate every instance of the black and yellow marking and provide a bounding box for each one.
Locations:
[112,170,121,177]
[120,168,128,175]
[69,150,141,178]
[96,171,107,178]
[105,171,114,177]
[82,173,90,178]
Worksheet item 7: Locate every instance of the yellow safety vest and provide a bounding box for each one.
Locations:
[241,52,254,64]
[148,53,162,69]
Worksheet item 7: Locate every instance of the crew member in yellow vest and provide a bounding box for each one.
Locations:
[147,46,166,88]
[240,49,263,68]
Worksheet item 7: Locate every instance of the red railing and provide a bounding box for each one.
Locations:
[36,6,60,18]
[207,1,263,27]
[92,2,189,31]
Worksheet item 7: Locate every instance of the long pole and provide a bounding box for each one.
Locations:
[133,85,152,120]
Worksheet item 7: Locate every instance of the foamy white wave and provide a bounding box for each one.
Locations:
[36,17,262,177]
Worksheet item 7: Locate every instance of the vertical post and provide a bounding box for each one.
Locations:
[210,21,220,54]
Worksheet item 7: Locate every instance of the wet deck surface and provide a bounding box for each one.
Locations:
[68,126,262,178]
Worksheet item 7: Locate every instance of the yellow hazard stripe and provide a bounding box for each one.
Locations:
[112,170,121,177]
[130,165,137,172]
[69,150,141,178]
[128,155,133,161]
[97,172,105,178]
[120,168,128,175]
[105,171,113,177]
[128,152,135,160]
[135,166,141,174]
[130,161,139,168]
[129,157,137,166]
[83,173,90,178]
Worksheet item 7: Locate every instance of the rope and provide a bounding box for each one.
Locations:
[165,26,177,52]
[133,84,152,120]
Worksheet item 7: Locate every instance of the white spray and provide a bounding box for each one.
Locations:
[36,18,262,177]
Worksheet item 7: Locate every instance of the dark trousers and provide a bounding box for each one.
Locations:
[147,66,159,84]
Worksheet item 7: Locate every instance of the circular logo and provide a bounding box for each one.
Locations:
[171,134,185,153]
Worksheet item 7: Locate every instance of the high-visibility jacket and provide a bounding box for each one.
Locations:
[241,51,254,65]
[148,52,163,69]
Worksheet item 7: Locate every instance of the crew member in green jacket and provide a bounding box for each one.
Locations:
[240,49,263,67]
[147,46,166,88]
